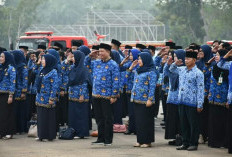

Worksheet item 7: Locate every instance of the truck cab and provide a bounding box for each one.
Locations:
[18,31,88,51]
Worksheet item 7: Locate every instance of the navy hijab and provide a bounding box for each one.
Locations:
[136,52,154,74]
[0,51,14,82]
[37,54,57,93]
[170,49,186,91]
[68,50,91,86]
[130,49,141,61]
[111,50,121,65]
[79,45,91,56]
[12,50,26,76]
[196,45,213,71]
[48,49,61,73]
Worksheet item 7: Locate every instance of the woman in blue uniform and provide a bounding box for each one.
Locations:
[0,51,16,139]
[63,50,91,138]
[217,49,232,153]
[164,49,185,145]
[206,49,229,148]
[36,54,59,141]
[130,52,157,148]
[12,50,28,134]
[120,49,141,135]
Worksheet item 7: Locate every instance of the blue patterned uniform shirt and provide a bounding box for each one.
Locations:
[169,64,204,108]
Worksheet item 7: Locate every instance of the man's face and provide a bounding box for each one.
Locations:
[111,44,118,50]
[185,57,195,67]
[71,46,78,51]
[99,48,110,60]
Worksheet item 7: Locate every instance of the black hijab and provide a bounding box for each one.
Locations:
[37,54,57,93]
[136,52,154,74]
[12,50,26,80]
[68,50,91,86]
[212,49,229,82]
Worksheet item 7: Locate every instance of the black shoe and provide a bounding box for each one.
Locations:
[92,141,104,145]
[124,130,134,135]
[160,123,165,126]
[187,146,198,151]
[168,140,176,146]
[176,145,189,150]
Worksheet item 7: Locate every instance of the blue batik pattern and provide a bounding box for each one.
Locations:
[217,59,232,105]
[164,64,179,105]
[69,82,89,102]
[130,71,157,104]
[35,69,59,108]
[15,66,28,100]
[86,57,120,99]
[0,65,16,94]
[169,64,204,108]
[202,65,212,97]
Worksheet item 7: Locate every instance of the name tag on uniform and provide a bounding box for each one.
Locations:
[218,76,223,84]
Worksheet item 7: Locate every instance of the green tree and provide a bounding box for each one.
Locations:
[156,0,206,47]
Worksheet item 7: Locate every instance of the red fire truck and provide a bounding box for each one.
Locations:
[18,31,88,51]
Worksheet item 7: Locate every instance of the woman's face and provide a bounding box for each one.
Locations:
[129,53,133,61]
[215,52,220,63]
[0,53,5,64]
[41,57,46,67]
[174,53,178,62]
[138,56,143,67]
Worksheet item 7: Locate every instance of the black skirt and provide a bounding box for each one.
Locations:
[228,107,232,154]
[165,103,180,139]
[134,102,154,144]
[37,106,56,140]
[15,99,28,133]
[68,101,89,137]
[0,93,16,136]
[208,104,228,148]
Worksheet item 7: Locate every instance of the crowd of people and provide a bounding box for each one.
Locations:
[0,39,232,154]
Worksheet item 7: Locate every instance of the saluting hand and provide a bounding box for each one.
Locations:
[175,59,183,66]
[120,55,129,66]
[207,57,215,64]
[167,56,173,65]
[224,49,232,59]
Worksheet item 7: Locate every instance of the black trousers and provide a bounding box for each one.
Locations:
[154,85,161,117]
[92,97,113,143]
[179,105,200,147]
[161,92,167,121]
[199,97,209,141]
[228,107,232,154]
[126,93,136,133]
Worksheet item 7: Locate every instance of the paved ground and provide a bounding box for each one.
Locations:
[0,116,230,157]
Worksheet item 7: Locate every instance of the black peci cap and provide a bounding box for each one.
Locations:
[136,43,146,50]
[125,45,133,49]
[148,45,156,51]
[99,43,112,51]
[19,46,29,50]
[111,39,121,47]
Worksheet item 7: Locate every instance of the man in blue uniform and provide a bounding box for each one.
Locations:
[88,43,120,146]
[169,50,204,151]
